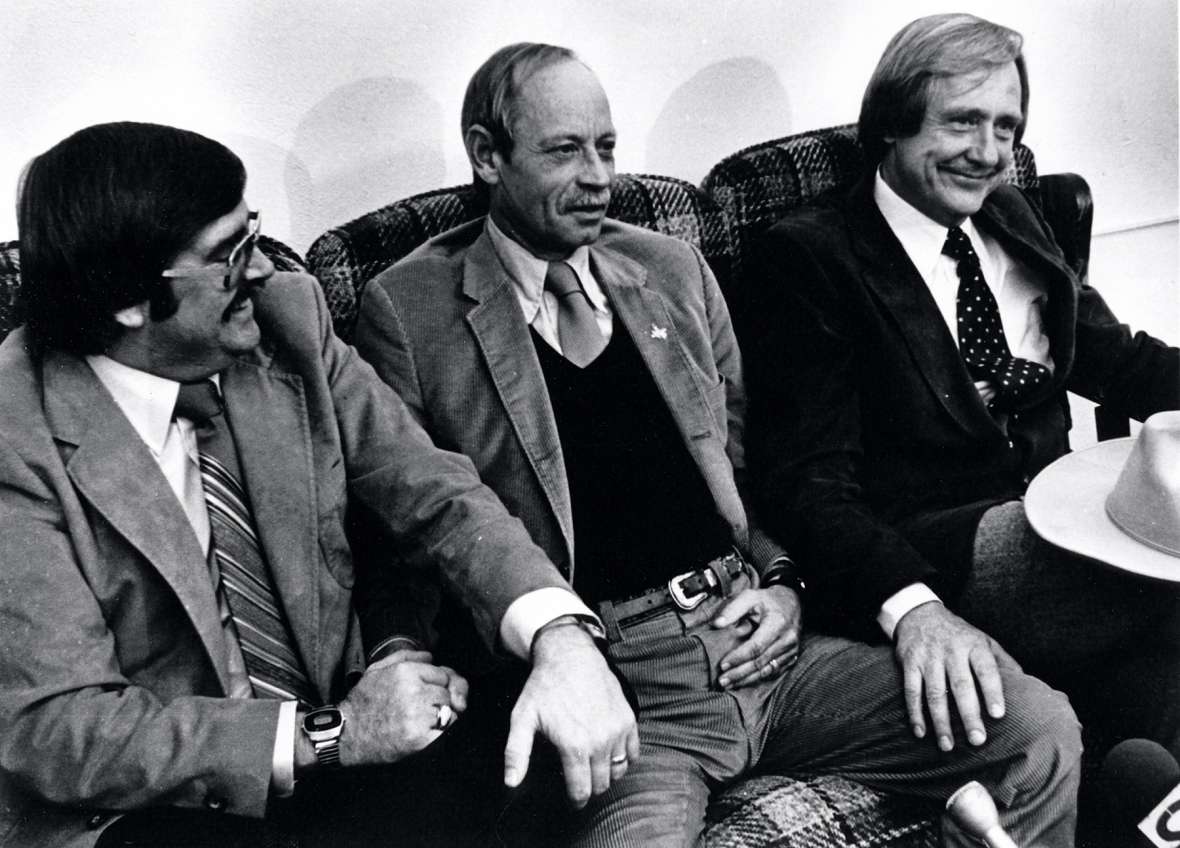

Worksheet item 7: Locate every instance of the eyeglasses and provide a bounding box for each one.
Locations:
[161,210,261,290]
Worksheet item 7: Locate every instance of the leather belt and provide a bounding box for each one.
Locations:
[600,551,747,628]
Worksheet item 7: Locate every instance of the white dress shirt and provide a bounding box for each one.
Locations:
[484,217,607,658]
[86,355,297,795]
[872,170,1054,638]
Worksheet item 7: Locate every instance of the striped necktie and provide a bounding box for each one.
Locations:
[944,226,1051,412]
[174,380,318,707]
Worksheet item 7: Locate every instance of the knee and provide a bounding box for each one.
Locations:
[992,673,1082,805]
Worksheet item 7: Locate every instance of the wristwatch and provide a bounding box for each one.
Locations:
[302,705,345,769]
[761,557,807,599]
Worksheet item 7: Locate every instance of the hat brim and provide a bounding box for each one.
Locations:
[1025,437,1180,582]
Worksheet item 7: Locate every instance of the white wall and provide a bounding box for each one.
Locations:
[4,0,1177,357]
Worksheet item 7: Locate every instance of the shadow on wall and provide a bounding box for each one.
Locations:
[285,77,448,251]
[221,133,311,257]
[645,57,792,185]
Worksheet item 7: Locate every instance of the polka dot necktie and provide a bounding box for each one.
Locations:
[943,226,1050,412]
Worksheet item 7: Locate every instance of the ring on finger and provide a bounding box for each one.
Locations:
[610,754,629,766]
[434,703,455,730]
[768,656,779,672]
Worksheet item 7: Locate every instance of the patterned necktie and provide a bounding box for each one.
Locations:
[174,380,318,707]
[943,226,1051,412]
[544,260,607,368]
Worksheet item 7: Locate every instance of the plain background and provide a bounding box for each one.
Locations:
[3,0,1176,443]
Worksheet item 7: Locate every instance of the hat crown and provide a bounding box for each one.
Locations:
[1104,411,1180,558]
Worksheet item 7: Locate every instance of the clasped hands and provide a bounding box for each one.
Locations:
[334,649,468,767]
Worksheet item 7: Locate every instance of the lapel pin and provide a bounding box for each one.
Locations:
[650,324,668,340]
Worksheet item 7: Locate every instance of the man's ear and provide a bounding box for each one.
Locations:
[465,124,502,187]
[113,303,149,329]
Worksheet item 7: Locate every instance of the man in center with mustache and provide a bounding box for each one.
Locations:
[353,42,1081,846]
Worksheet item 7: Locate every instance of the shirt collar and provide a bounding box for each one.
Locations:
[873,167,982,280]
[485,216,603,322]
[86,354,220,455]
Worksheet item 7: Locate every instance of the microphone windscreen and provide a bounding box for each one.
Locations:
[1102,738,1180,821]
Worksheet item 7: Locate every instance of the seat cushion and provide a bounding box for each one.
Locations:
[705,775,938,847]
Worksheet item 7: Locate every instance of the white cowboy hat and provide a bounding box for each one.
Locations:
[1025,410,1180,582]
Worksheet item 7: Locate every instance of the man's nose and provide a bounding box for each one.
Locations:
[579,150,613,189]
[966,125,1004,169]
[245,246,275,284]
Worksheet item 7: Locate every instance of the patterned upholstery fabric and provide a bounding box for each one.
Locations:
[0,242,23,339]
[305,174,736,342]
[701,123,1038,286]
[705,776,938,848]
[0,238,306,344]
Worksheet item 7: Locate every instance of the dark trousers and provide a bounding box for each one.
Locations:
[93,721,551,848]
[963,500,1180,751]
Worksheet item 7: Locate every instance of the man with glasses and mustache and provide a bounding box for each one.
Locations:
[354,42,1082,847]
[0,121,634,848]
[745,12,1180,796]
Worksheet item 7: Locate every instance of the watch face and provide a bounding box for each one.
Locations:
[303,707,344,738]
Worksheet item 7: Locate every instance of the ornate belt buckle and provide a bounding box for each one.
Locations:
[668,569,708,610]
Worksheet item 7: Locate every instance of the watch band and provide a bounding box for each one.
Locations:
[530,613,607,660]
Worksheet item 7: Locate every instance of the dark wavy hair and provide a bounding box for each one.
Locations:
[18,121,246,354]
[858,14,1028,166]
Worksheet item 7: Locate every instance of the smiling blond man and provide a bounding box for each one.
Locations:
[746,11,1180,810]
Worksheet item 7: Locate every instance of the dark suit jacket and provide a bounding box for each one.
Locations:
[747,176,1180,637]
[0,273,565,848]
[354,219,786,668]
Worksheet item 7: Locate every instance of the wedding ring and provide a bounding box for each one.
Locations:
[610,754,629,765]
[768,656,779,672]
[434,703,455,730]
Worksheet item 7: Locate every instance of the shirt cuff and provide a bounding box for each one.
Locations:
[367,635,426,665]
[877,583,942,641]
[270,700,298,798]
[500,587,599,660]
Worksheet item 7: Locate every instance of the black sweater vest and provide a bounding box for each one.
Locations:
[531,325,730,604]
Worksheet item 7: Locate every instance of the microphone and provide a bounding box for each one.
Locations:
[1100,738,1180,847]
[946,780,1019,847]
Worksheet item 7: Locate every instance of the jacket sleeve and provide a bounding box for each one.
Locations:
[295,274,570,653]
[744,226,943,630]
[1067,281,1180,418]
[1016,185,1180,417]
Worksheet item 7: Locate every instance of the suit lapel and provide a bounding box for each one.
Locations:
[461,233,575,566]
[45,353,233,691]
[974,195,1079,391]
[221,356,325,696]
[593,247,717,445]
[842,179,1000,437]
